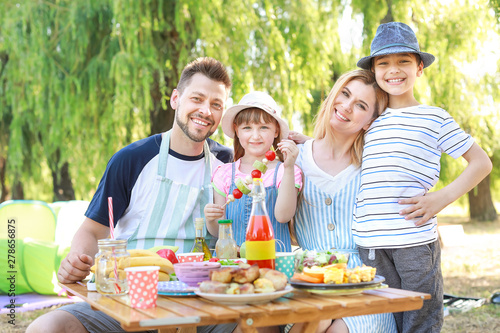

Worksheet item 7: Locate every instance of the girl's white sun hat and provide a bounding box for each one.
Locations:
[221,91,289,139]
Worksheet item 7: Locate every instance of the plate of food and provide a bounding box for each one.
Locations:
[291,249,384,295]
[290,275,385,290]
[194,262,292,304]
[195,285,293,305]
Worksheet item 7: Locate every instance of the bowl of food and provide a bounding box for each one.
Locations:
[173,262,222,287]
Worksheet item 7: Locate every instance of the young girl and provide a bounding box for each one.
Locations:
[204,91,302,252]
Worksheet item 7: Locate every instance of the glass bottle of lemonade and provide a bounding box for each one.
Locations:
[245,178,275,269]
[190,218,212,261]
[215,219,238,259]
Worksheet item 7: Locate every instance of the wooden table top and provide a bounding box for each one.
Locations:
[60,282,430,333]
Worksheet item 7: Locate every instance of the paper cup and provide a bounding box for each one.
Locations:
[275,252,296,279]
[177,252,204,263]
[125,266,160,309]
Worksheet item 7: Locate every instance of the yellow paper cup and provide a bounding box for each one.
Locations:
[125,266,160,309]
[275,252,296,280]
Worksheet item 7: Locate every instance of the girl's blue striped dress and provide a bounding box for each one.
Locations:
[293,140,397,333]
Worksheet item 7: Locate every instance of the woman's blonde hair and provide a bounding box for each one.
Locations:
[313,69,388,166]
[232,108,284,162]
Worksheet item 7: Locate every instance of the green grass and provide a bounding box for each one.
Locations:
[440,216,500,332]
[1,306,65,332]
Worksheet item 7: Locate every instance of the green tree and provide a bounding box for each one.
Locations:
[0,0,338,201]
[1,0,498,222]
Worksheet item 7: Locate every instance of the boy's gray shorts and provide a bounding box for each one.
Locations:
[359,240,443,333]
[58,302,237,333]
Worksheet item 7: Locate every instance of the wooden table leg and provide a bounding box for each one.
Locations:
[157,329,177,333]
[157,328,196,333]
[177,328,196,333]
[238,319,259,333]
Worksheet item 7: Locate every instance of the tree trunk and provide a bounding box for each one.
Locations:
[51,161,75,202]
[149,70,175,135]
[0,156,8,202]
[381,0,394,23]
[149,1,184,136]
[468,173,497,221]
[11,179,24,200]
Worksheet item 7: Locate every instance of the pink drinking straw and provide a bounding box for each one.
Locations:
[108,197,121,294]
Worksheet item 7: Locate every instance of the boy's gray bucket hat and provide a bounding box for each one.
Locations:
[357,22,435,70]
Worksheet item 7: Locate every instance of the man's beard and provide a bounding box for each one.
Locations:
[175,105,214,143]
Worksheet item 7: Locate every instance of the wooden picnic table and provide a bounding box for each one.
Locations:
[59,281,430,333]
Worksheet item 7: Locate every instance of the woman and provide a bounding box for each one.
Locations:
[286,69,397,333]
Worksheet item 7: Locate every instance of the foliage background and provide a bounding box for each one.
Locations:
[0,0,499,215]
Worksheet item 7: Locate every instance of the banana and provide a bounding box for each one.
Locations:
[119,256,174,275]
[159,271,170,281]
[109,269,127,280]
[90,249,161,273]
[90,259,116,274]
[127,249,161,257]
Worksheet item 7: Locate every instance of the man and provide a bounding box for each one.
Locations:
[27,57,234,333]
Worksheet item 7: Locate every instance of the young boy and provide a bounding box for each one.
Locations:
[353,22,492,333]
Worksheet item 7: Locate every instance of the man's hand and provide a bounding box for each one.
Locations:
[57,252,93,284]
[398,191,447,226]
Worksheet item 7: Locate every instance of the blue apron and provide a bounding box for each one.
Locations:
[226,162,291,252]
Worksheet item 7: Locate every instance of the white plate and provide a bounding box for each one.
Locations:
[194,285,293,305]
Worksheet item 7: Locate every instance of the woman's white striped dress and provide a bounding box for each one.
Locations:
[293,140,397,333]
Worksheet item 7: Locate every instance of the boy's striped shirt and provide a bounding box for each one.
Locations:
[353,105,474,248]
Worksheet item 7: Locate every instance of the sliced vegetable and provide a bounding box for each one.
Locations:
[235,178,252,195]
[292,272,323,284]
[252,160,268,174]
[323,263,347,270]
[219,259,245,266]
[303,267,325,281]
[156,249,178,264]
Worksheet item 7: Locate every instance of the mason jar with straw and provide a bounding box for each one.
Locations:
[94,197,130,295]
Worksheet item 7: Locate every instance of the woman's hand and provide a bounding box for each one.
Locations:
[288,131,312,144]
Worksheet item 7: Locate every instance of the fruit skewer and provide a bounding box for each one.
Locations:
[220,150,276,208]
